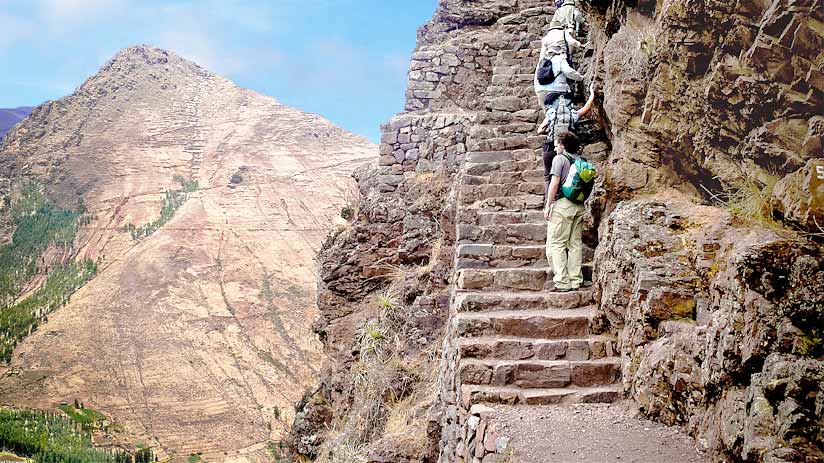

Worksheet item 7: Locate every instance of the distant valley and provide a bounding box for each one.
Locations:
[0,107,33,140]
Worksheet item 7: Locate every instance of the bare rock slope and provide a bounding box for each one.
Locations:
[0,45,375,461]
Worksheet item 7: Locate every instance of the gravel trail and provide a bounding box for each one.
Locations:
[492,402,713,463]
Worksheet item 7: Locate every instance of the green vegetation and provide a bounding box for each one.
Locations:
[0,408,137,463]
[0,184,97,363]
[286,284,309,300]
[57,404,107,428]
[124,177,198,240]
[0,259,97,362]
[186,454,201,463]
[0,184,80,307]
[375,290,398,310]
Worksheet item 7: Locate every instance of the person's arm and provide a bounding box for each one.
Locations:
[560,58,583,82]
[564,29,582,50]
[577,83,596,118]
[574,9,584,37]
[538,108,551,133]
[544,175,562,219]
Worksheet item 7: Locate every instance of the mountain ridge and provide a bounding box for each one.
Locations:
[0,44,375,462]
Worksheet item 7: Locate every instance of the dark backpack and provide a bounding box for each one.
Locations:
[536,59,558,85]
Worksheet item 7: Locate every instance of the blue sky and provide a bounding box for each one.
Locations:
[0,0,438,141]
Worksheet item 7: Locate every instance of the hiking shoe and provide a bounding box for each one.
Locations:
[554,287,573,293]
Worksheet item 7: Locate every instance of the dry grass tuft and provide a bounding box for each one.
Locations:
[605,15,661,81]
[409,171,450,212]
[315,263,442,461]
[721,172,781,226]
[340,182,362,222]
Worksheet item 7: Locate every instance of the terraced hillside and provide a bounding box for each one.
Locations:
[0,45,375,462]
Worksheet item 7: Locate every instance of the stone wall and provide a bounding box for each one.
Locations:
[452,404,511,463]
[377,112,472,185]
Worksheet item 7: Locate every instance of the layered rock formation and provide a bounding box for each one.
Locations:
[299,0,823,462]
[588,0,824,460]
[0,45,375,461]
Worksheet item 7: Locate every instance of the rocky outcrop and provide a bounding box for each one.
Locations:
[594,192,824,461]
[773,158,824,231]
[589,0,823,218]
[587,0,824,460]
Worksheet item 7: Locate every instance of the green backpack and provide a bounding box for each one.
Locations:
[560,153,597,203]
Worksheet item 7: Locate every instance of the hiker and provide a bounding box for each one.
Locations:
[534,21,583,111]
[552,0,586,37]
[538,83,596,201]
[543,129,596,292]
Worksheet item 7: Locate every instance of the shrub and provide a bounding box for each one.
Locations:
[721,172,780,226]
[604,15,660,81]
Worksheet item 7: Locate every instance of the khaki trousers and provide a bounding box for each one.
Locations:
[546,197,585,289]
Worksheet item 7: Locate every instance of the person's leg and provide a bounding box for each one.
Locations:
[567,203,585,288]
[546,199,573,289]
[542,141,553,202]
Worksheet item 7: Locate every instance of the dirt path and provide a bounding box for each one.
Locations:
[492,403,712,463]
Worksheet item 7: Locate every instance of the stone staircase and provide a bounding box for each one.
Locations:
[446,10,621,411]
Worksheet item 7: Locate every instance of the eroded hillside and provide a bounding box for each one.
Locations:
[0,45,375,462]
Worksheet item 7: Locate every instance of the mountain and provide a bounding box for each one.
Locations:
[0,107,32,140]
[0,45,375,461]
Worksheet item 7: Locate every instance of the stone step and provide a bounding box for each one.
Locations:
[453,308,593,339]
[458,210,545,226]
[474,135,543,152]
[456,266,592,291]
[464,159,542,177]
[460,182,545,205]
[455,243,596,270]
[467,194,545,212]
[457,222,547,245]
[462,169,545,185]
[461,384,622,406]
[464,149,535,165]
[458,358,622,389]
[453,289,595,313]
[458,335,619,361]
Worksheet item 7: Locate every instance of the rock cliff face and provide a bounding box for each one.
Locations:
[0,45,375,462]
[588,0,824,460]
[302,0,823,462]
